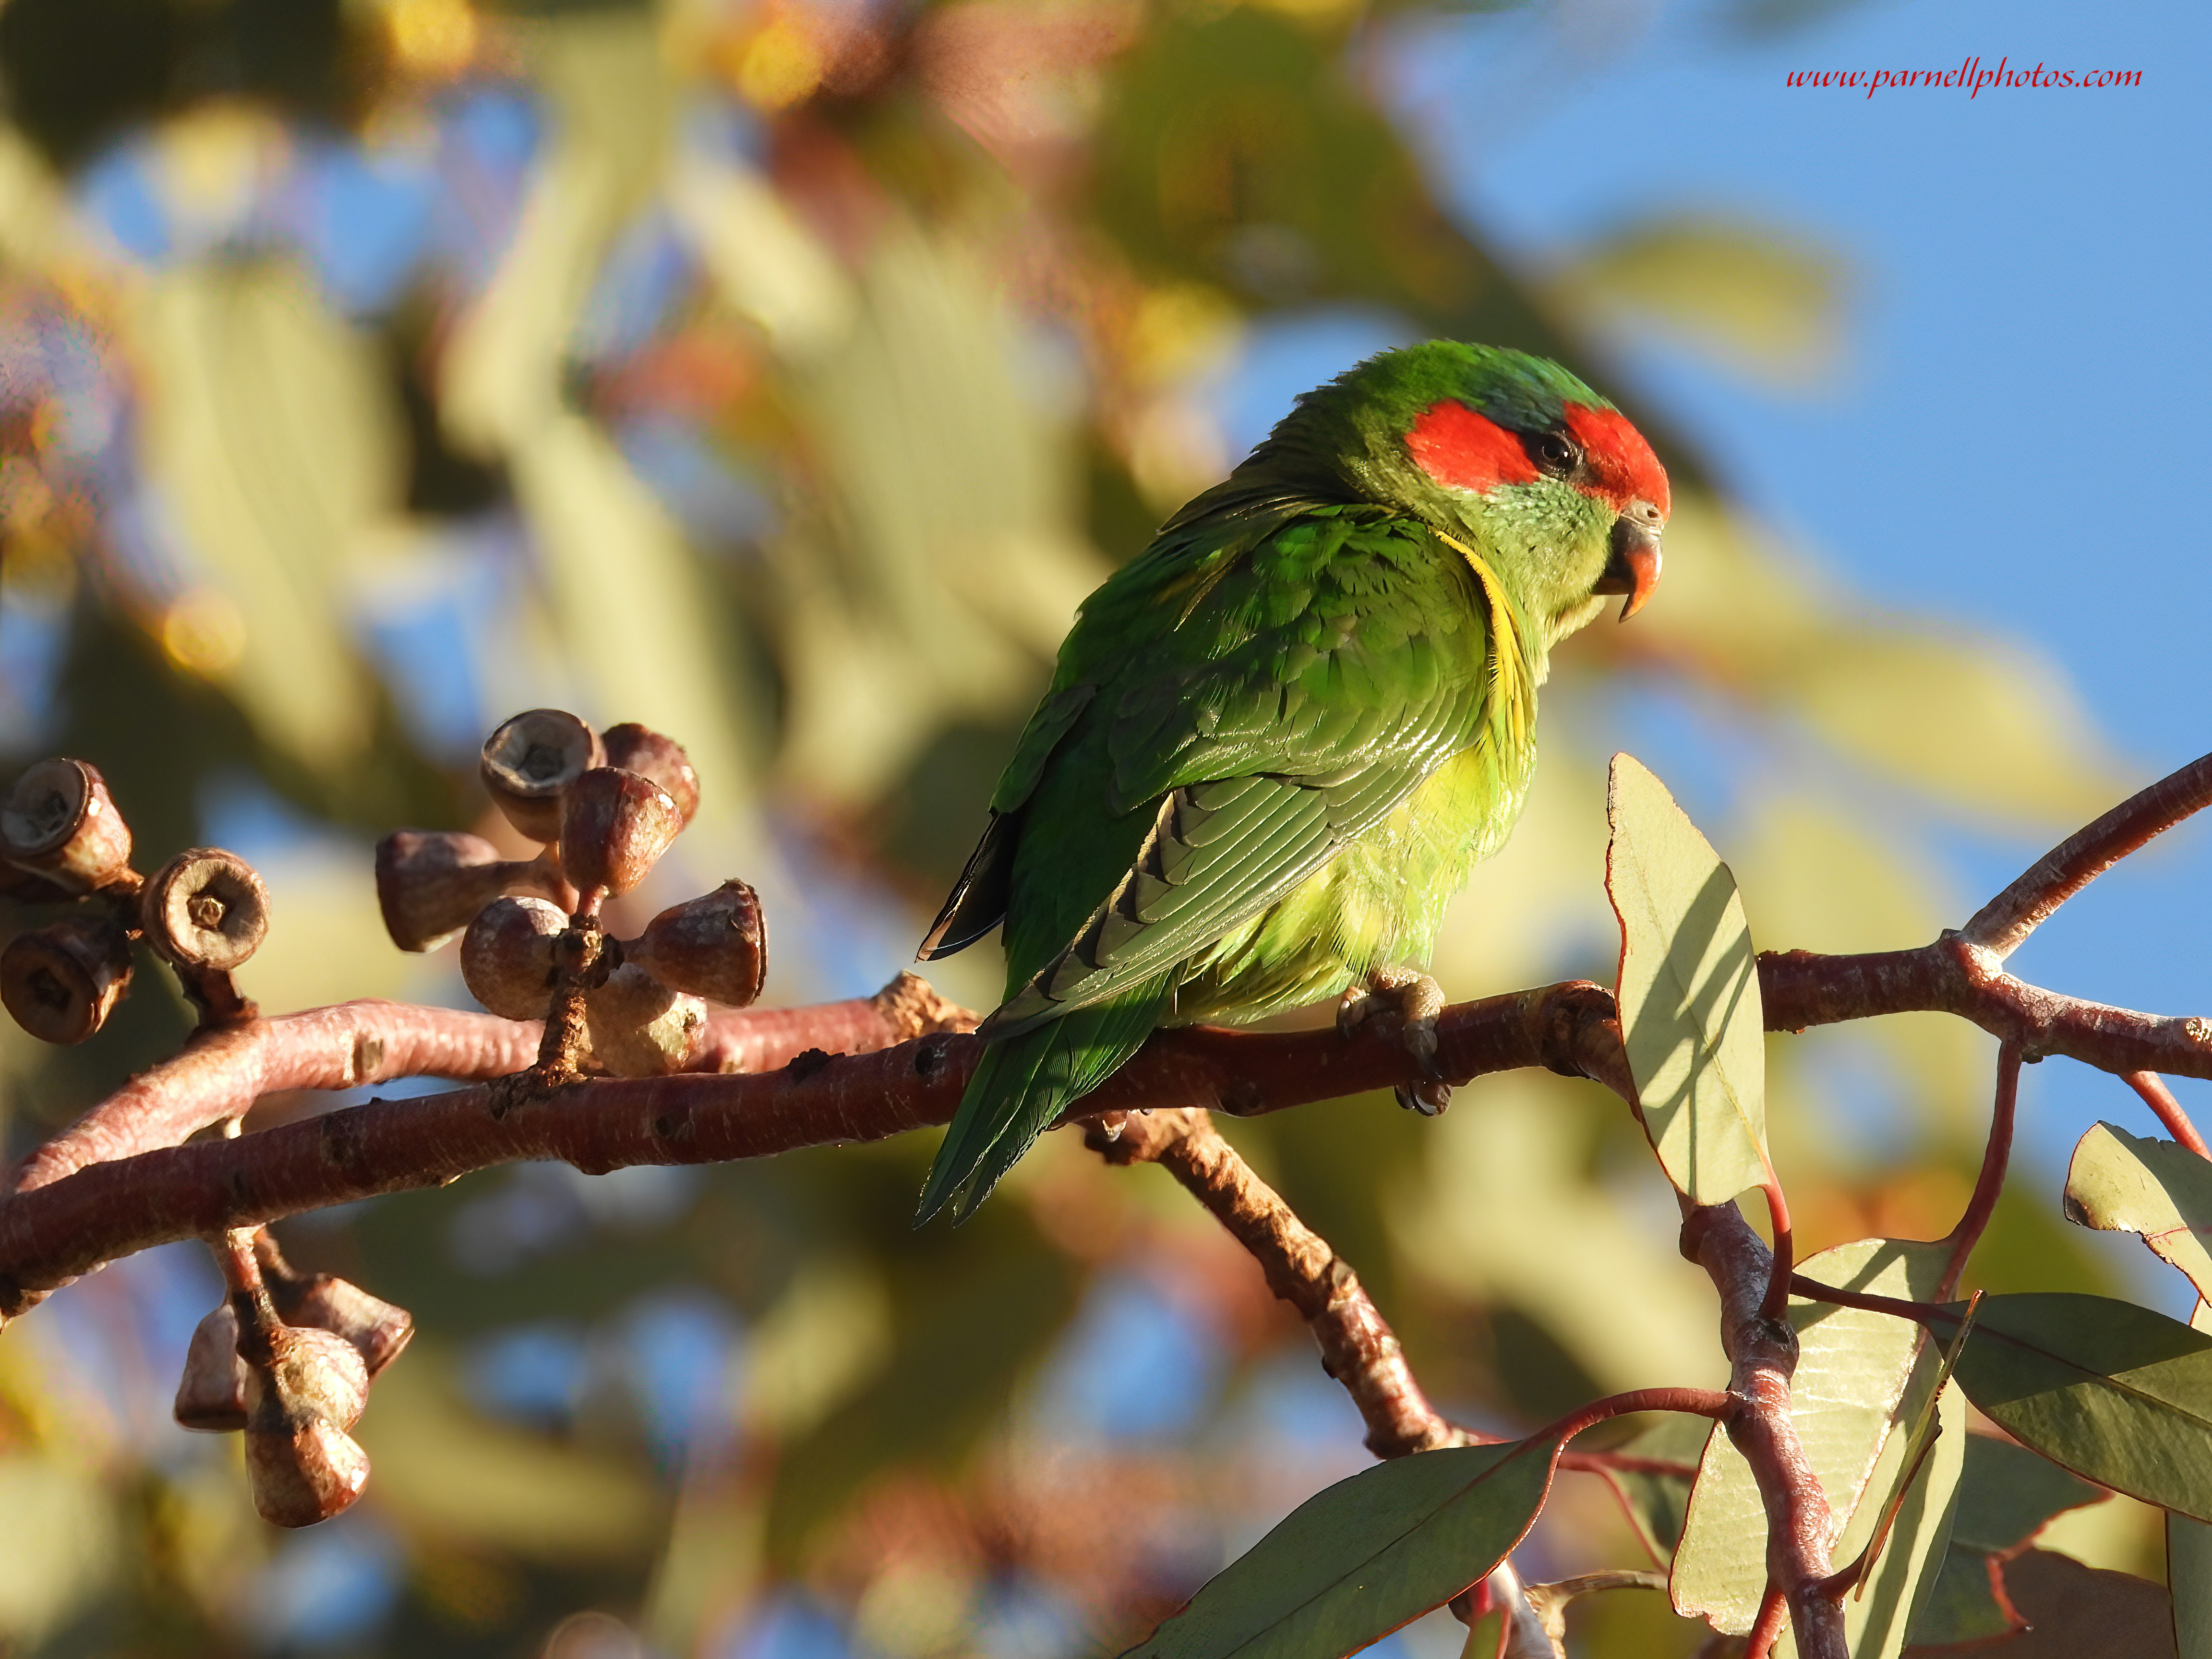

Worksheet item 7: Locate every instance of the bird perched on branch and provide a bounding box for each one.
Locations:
[915,341,1669,1223]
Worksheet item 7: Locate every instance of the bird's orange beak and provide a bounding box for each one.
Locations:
[1595,504,1664,621]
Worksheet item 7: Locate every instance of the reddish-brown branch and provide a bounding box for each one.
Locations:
[1680,1203,1846,1659]
[1758,1173,1794,1324]
[1960,749,2212,960]
[1940,1044,2021,1300]
[1744,1581,1790,1659]
[2125,1071,2212,1159]
[6,976,975,1205]
[1084,1104,1467,1459]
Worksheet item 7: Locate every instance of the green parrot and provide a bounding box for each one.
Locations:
[914,340,1669,1224]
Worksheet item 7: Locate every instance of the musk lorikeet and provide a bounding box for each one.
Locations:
[914,340,1669,1224]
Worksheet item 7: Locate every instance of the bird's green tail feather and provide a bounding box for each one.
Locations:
[914,975,1175,1226]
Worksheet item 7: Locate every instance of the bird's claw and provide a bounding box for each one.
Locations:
[1339,966,1451,1115]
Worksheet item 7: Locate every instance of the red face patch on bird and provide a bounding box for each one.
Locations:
[1405,400,1540,495]
[1562,404,1670,517]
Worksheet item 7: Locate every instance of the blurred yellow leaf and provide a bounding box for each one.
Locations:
[356,1342,661,1561]
[1551,214,1847,386]
[1394,1075,1718,1393]
[1647,496,2128,826]
[0,1455,116,1642]
[130,256,395,767]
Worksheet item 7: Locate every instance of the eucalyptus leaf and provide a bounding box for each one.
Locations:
[2171,1299,2212,1659]
[1120,1438,1560,1659]
[1949,1432,2104,1554]
[1906,1546,2019,1647]
[1672,1237,1947,1634]
[1935,1293,2212,1521]
[1606,753,1769,1204]
[2063,1122,2212,1299]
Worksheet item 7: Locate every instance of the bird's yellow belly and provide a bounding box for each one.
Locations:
[1166,741,1532,1026]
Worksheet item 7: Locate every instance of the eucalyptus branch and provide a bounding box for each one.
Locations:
[1679,1203,1845,1659]
[1939,1043,2022,1300]
[2124,1070,2210,1158]
[1960,749,2212,959]
[1082,1103,1464,1459]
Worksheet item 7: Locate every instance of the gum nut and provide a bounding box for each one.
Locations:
[584,962,707,1077]
[174,1303,251,1431]
[481,709,602,844]
[141,849,269,971]
[631,880,766,1007]
[0,915,133,1044]
[460,895,567,1021]
[246,1323,372,1432]
[282,1275,415,1379]
[559,769,681,897]
[374,830,509,952]
[0,758,132,892]
[601,723,700,827]
[245,1413,372,1528]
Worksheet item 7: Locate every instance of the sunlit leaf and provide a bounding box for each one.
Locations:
[1120,1437,1559,1658]
[1933,1293,2212,1522]
[1606,753,1769,1204]
[2064,1122,2212,1300]
[1827,1378,1964,1659]
[1672,1236,1946,1634]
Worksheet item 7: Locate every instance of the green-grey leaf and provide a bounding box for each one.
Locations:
[1906,1547,2018,1647]
[1936,1293,2212,1522]
[1906,1431,2104,1647]
[2064,1122,2212,1300]
[1825,1378,1964,1659]
[1120,1438,1559,1658]
[1671,1237,1947,1634]
[1949,1431,2105,1554]
[1606,754,1769,1205]
[2172,1298,2212,1658]
[1608,1413,1711,1562]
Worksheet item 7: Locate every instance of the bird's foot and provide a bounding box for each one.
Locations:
[1336,965,1451,1116]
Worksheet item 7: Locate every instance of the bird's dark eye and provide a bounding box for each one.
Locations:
[1529,431,1581,477]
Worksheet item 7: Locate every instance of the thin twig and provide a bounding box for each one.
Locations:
[1960,748,2212,959]
[1743,1580,1790,1659]
[1940,1043,2021,1300]
[1680,1204,1846,1659]
[2125,1071,2212,1158]
[1085,1105,1463,1457]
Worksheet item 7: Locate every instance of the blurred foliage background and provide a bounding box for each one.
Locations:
[0,0,2172,1653]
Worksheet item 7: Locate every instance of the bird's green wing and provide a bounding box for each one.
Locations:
[981,503,1530,1038]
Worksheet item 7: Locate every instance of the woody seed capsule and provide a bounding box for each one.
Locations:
[481,709,603,844]
[0,914,134,1043]
[602,723,699,827]
[584,961,707,1076]
[629,879,766,1006]
[141,849,269,971]
[560,768,682,897]
[460,895,568,1020]
[374,830,570,953]
[174,1303,252,1431]
[0,758,132,893]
